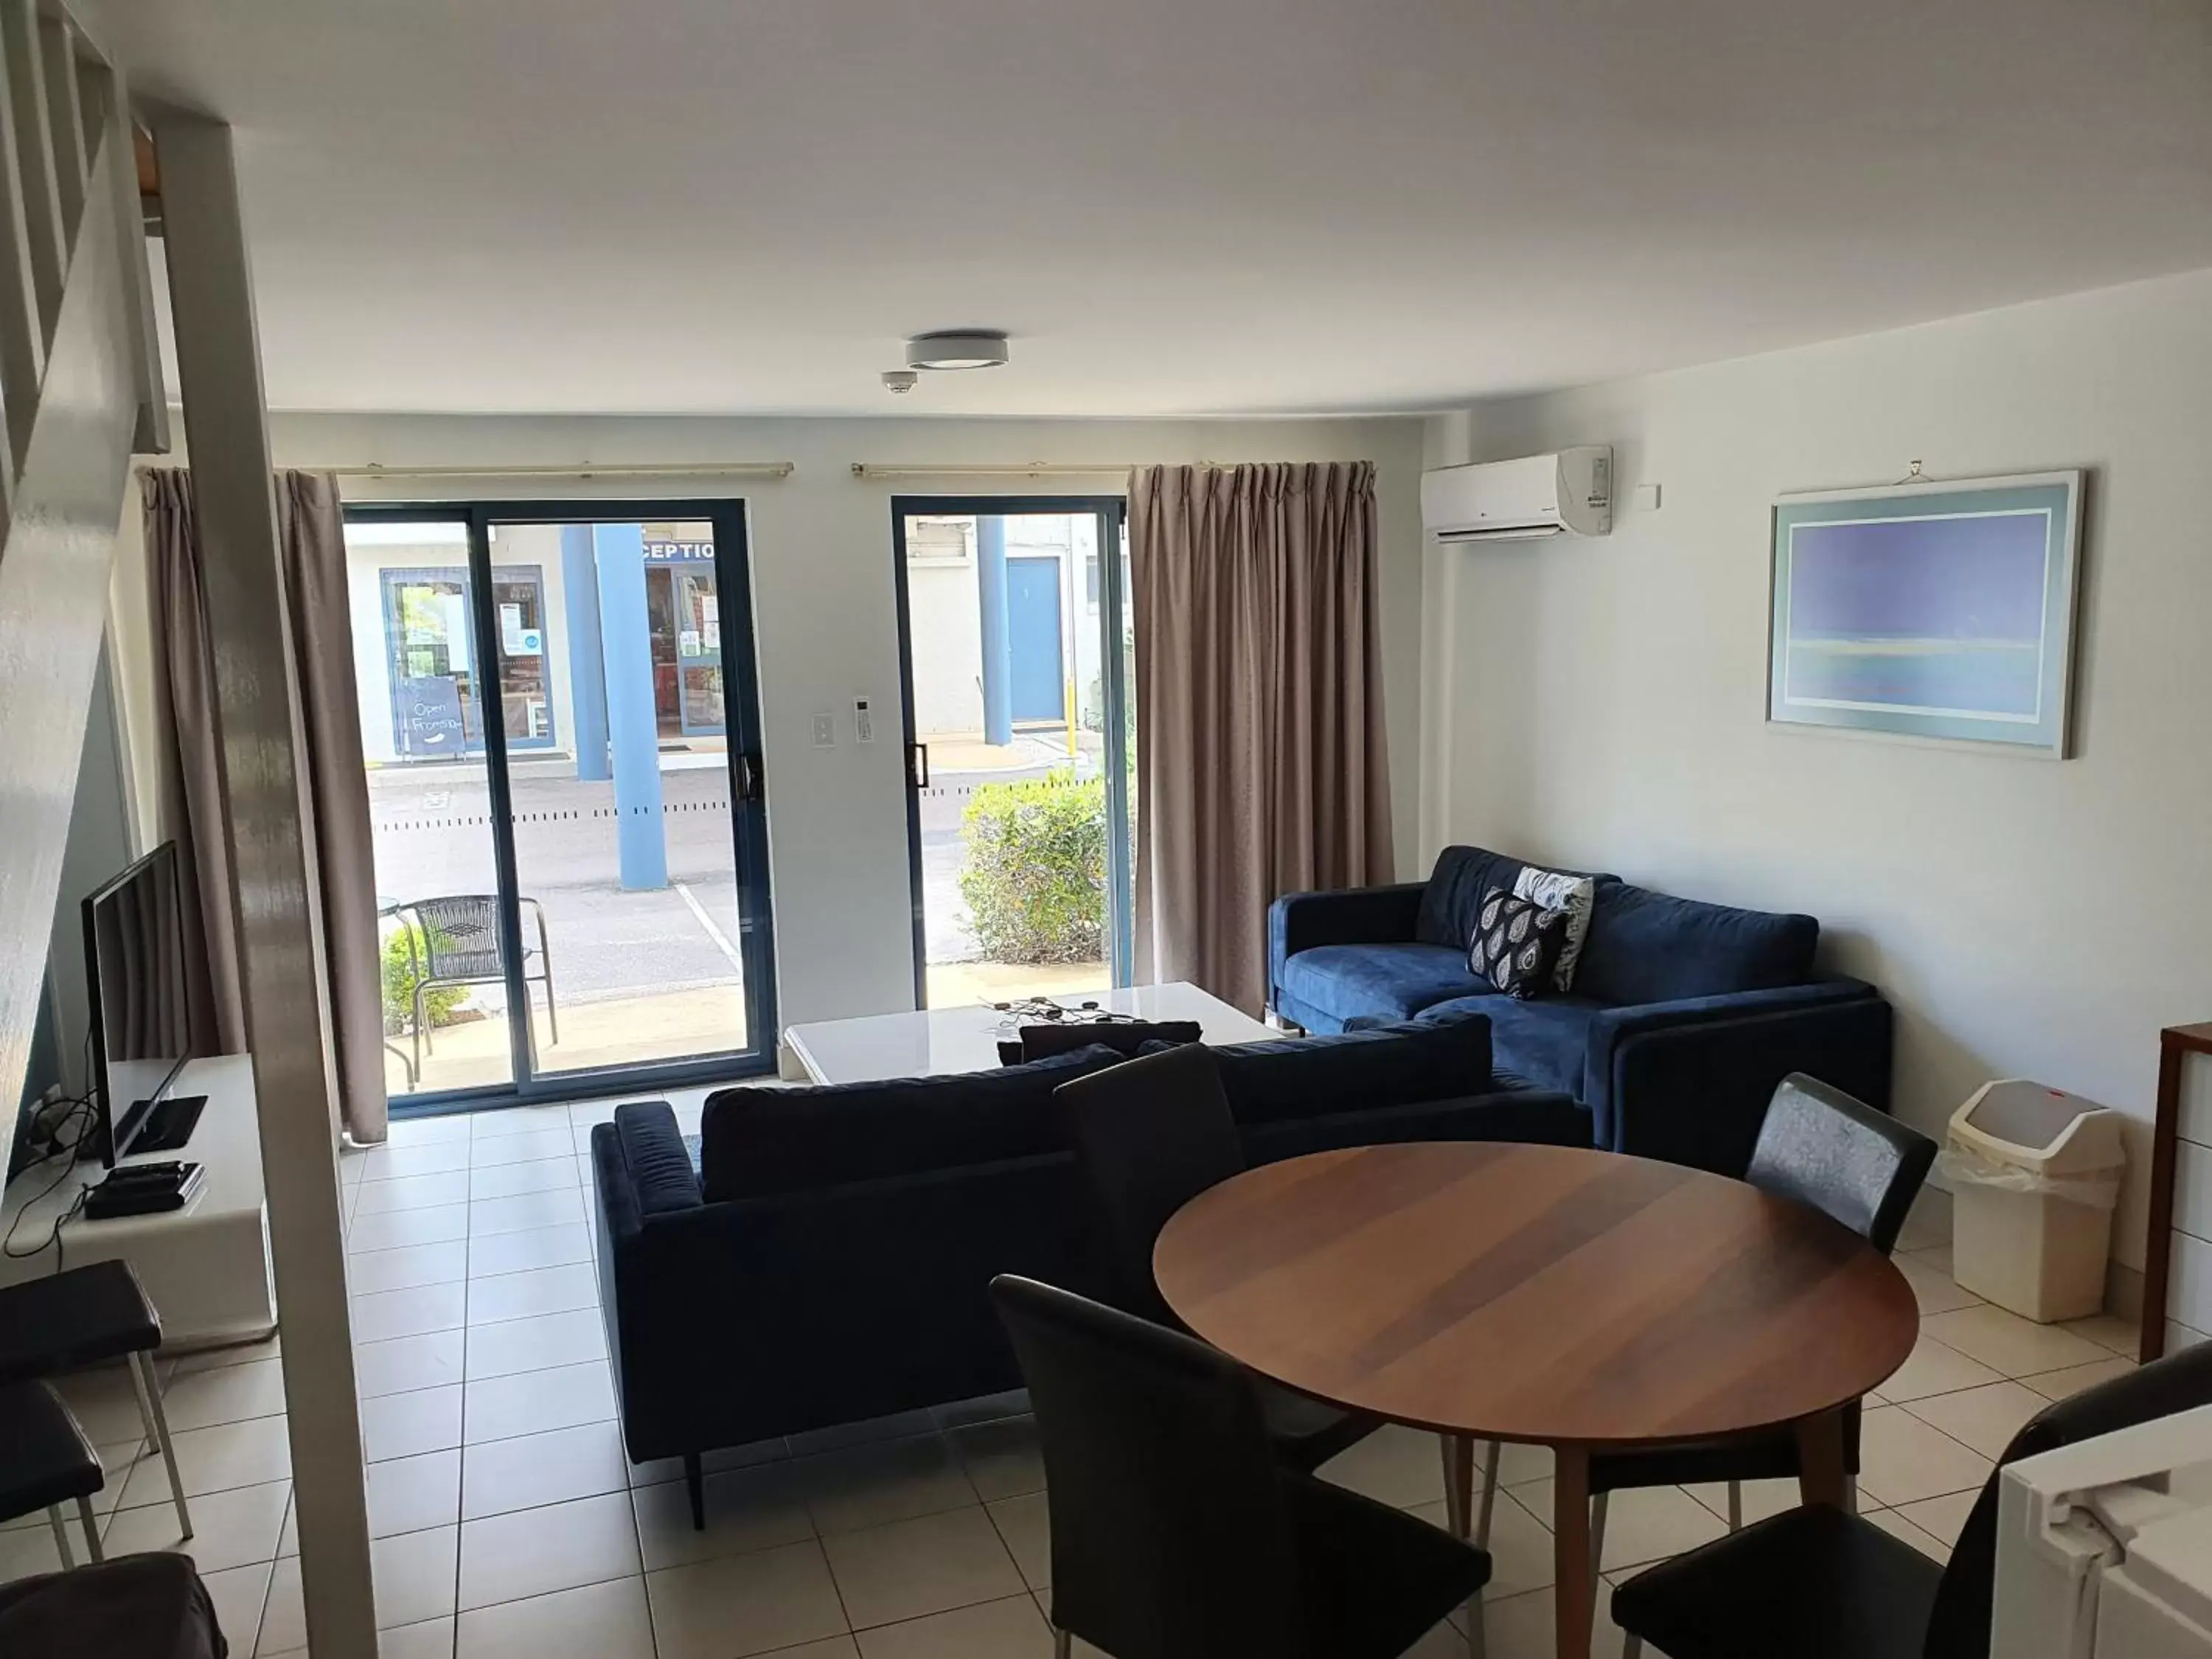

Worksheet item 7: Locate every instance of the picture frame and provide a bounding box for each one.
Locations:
[1767,470,2084,757]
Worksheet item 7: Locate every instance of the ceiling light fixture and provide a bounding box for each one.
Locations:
[905,330,1010,372]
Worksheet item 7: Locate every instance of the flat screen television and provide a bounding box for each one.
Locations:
[82,842,195,1166]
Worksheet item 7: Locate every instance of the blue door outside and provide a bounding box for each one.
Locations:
[1006,556,1064,724]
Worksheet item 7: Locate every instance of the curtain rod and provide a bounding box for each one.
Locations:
[849,461,1220,481]
[128,460,798,481]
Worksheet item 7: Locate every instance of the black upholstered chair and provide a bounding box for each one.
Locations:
[0,1382,106,1568]
[1613,1336,2212,1659]
[0,1550,229,1658]
[992,1273,1494,1659]
[0,1261,191,1540]
[1585,1074,1935,1568]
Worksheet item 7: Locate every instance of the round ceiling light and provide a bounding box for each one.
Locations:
[905,330,1010,372]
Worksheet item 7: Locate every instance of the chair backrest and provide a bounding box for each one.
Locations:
[1923,1338,2212,1659]
[1055,1043,1244,1326]
[1745,1073,1937,1254]
[403,895,504,978]
[990,1274,1302,1659]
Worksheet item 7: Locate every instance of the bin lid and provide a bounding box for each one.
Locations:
[1951,1079,2126,1167]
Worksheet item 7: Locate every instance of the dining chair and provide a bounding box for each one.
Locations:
[992,1273,1495,1659]
[1585,1073,1936,1573]
[1610,1336,2212,1658]
[0,1382,106,1569]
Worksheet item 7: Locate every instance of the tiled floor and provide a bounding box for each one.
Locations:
[10,1113,2149,1659]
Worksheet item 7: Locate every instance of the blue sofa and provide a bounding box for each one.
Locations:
[1267,844,1893,1176]
[589,1009,1583,1522]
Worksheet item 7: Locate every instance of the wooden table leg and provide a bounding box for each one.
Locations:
[1554,1444,1594,1659]
[1795,1407,1848,1508]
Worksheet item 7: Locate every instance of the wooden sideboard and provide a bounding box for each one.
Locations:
[2143,1022,2212,1363]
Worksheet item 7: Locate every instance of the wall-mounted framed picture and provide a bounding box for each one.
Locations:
[1767,470,2084,757]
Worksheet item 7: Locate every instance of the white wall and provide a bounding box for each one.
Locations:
[1420,267,2212,1273]
[259,415,1427,1037]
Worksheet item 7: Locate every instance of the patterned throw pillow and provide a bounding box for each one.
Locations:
[1467,886,1570,999]
[1512,865,1599,992]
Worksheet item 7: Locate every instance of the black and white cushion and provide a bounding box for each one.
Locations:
[1468,886,1569,999]
[1512,865,1599,992]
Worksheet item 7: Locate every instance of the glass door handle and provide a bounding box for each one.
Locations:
[734,753,762,802]
[909,743,930,789]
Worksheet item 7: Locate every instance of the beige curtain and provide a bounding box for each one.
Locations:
[1129,462,1394,1015]
[143,470,389,1143]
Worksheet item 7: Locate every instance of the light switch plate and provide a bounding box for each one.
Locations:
[811,713,836,748]
[1632,482,1663,511]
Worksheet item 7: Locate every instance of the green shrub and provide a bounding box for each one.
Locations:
[381,922,472,1035]
[959,771,1106,964]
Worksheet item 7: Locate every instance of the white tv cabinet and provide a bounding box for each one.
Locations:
[1,1054,277,1350]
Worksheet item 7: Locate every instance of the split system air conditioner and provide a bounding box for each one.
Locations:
[1421,446,1613,543]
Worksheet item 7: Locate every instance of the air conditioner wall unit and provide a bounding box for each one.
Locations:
[1422,446,1613,543]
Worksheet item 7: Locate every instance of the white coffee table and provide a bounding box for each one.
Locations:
[782,982,1278,1086]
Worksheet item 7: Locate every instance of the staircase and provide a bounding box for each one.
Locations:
[0,0,167,1151]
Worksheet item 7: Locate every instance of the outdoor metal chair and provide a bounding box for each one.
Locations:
[385,894,560,1072]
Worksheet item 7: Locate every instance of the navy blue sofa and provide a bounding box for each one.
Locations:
[1267,844,1893,1176]
[589,1010,1582,1513]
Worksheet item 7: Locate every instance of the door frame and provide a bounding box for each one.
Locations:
[346,498,779,1116]
[888,495,1133,1010]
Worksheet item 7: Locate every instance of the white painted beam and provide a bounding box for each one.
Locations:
[35,13,82,249]
[154,111,377,1659]
[1,0,63,332]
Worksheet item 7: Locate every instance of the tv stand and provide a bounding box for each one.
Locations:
[0,1056,275,1349]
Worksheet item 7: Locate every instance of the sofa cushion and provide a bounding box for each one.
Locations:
[1278,943,1486,1026]
[1574,883,1820,1006]
[1426,994,1604,1099]
[1416,846,1615,950]
[699,1044,1124,1202]
[1209,1009,1495,1127]
[1467,886,1571,1000]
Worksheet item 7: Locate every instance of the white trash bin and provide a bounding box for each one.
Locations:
[1940,1080,2126,1324]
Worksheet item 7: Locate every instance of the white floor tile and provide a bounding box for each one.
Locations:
[386,1114,476,1148]
[633,1462,815,1571]
[798,1433,981,1535]
[173,1335,284,1375]
[465,1263,600,1326]
[119,1414,293,1508]
[1894,1489,1978,1545]
[195,1560,275,1655]
[469,1158,581,1201]
[383,1615,457,1659]
[462,1421,630,1520]
[356,1329,467,1399]
[2060,1314,2141,1356]
[350,1241,472,1296]
[1413,1489,1555,1598]
[464,1309,606,1380]
[472,1105,576,1141]
[459,1490,641,1611]
[455,1573,655,1659]
[1317,1423,1448,1509]
[161,1357,289,1432]
[463,1360,616,1444]
[350,1203,473,1255]
[370,1449,464,1539]
[259,1555,305,1655]
[1868,1506,1950,1562]
[823,1506,1024,1630]
[1896,1256,1983,1318]
[1921,1305,2111,1378]
[986,1494,1048,1591]
[855,1592,1052,1659]
[469,1130,577,1170]
[1901,1380,2048,1460]
[1683,1475,1801,1529]
[2023,1356,2135,1400]
[358,1172,474,1215]
[375,1524,461,1628]
[104,1477,289,1573]
[947,1417,1044,1503]
[364,1385,465,1463]
[1512,1478,1728,1573]
[51,1363,155,1442]
[361,1140,474,1180]
[467,1222,591,1279]
[629,1438,790,1489]
[1878,1332,2006,1403]
[646,1538,849,1659]
[355,1281,471,1344]
[1856,1405,1994,1508]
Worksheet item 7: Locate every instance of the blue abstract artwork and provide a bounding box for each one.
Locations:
[1769,474,2081,754]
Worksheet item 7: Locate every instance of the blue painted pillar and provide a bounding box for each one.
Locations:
[560,525,611,782]
[975,515,1012,745]
[592,523,667,889]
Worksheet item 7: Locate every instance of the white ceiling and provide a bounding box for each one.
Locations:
[86,0,2212,417]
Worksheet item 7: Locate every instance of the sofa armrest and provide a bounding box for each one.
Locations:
[1583,981,1893,1175]
[1267,883,1427,1005]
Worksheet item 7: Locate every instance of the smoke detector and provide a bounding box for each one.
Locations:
[905,330,1010,372]
[881,370,919,394]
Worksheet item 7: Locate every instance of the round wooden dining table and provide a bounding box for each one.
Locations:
[1152,1141,1920,1659]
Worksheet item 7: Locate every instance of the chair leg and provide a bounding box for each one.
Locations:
[1441,1434,1473,1538]
[1727,1478,1743,1531]
[131,1351,192,1540]
[47,1506,74,1570]
[1465,1590,1487,1659]
[415,980,434,1057]
[1843,1475,1857,1515]
[1053,1627,1071,1659]
[541,969,560,1047]
[684,1451,706,1531]
[1623,1637,1644,1659]
[1588,1491,1609,1583]
[75,1495,102,1562]
[1474,1439,1502,1549]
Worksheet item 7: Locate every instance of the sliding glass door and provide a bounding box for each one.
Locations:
[344,501,775,1110]
[890,497,1135,1009]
